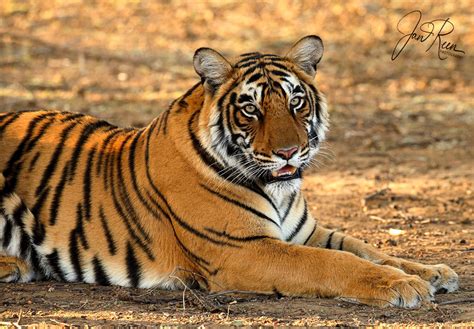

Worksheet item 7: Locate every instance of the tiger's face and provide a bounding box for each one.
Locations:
[194,36,328,194]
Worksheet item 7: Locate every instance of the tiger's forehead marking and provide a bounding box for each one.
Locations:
[240,71,303,104]
[280,74,304,96]
[239,82,263,103]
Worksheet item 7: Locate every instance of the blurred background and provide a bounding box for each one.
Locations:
[0,0,472,126]
[0,0,473,325]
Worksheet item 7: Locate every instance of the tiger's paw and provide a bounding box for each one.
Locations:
[409,263,458,293]
[0,260,21,282]
[381,258,459,294]
[0,256,33,283]
[346,267,435,308]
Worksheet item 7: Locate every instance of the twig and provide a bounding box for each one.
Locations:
[369,215,388,223]
[77,299,88,310]
[208,290,269,297]
[49,319,71,327]
[0,310,22,328]
[169,274,214,312]
[364,188,391,202]
[436,298,474,305]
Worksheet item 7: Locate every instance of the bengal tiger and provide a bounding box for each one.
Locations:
[0,36,458,308]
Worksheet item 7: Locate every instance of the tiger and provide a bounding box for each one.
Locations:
[0,35,458,308]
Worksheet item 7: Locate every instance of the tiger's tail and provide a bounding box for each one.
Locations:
[0,173,42,282]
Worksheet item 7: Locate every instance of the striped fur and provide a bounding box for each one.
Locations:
[0,36,458,307]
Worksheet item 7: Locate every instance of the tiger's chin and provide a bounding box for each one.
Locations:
[263,178,302,197]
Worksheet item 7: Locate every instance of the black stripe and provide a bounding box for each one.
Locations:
[12,202,27,228]
[108,135,155,260]
[240,65,259,79]
[0,112,22,137]
[126,242,141,287]
[19,232,31,258]
[28,152,41,172]
[96,129,122,176]
[102,131,123,190]
[69,230,83,282]
[161,110,170,135]
[29,247,42,274]
[23,118,56,153]
[4,113,57,189]
[67,120,112,181]
[83,146,96,221]
[31,189,48,245]
[248,185,280,217]
[246,73,263,84]
[165,196,239,247]
[267,61,293,71]
[188,110,226,174]
[99,207,117,255]
[176,82,201,111]
[46,249,66,281]
[114,132,151,242]
[49,160,71,225]
[286,204,308,242]
[92,257,111,285]
[204,227,272,242]
[35,123,77,196]
[269,70,290,77]
[141,176,238,248]
[127,129,161,219]
[237,94,254,104]
[161,208,214,273]
[303,224,316,245]
[325,231,335,249]
[60,112,85,122]
[2,220,13,248]
[75,203,88,249]
[339,236,345,250]
[201,184,279,227]
[315,92,323,123]
[110,175,155,259]
[281,192,297,224]
[236,56,260,67]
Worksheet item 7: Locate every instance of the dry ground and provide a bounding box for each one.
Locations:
[0,0,473,327]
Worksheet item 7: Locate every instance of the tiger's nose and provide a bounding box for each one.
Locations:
[274,146,298,160]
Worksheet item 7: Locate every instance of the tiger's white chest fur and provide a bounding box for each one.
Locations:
[264,183,316,244]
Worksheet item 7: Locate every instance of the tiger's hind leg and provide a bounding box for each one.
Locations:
[0,174,41,282]
[0,255,31,282]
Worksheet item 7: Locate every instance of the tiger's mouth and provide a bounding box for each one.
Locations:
[264,165,301,184]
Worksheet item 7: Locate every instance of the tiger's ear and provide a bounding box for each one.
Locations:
[285,35,324,78]
[193,47,232,92]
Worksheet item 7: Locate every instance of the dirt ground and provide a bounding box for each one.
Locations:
[0,0,473,327]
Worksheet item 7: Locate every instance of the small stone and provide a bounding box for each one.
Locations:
[386,239,398,246]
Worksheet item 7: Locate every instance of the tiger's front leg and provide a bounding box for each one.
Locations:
[304,225,459,293]
[209,238,433,308]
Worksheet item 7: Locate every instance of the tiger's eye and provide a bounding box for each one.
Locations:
[244,105,257,113]
[290,97,301,106]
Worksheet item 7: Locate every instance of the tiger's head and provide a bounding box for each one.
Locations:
[193,36,328,195]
